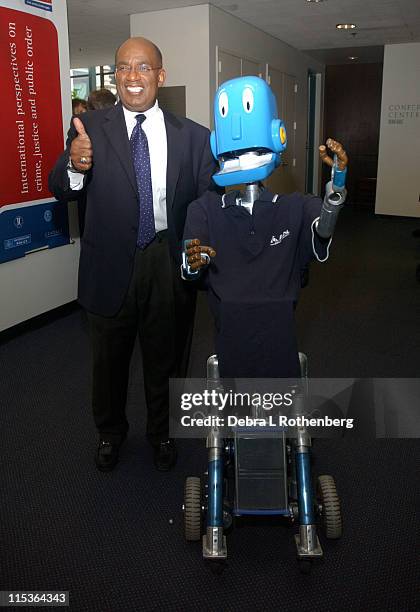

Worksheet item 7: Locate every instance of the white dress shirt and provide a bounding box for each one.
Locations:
[68,100,168,231]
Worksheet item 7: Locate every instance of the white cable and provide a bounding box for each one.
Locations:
[311,217,332,263]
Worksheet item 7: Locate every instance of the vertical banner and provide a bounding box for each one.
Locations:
[0,1,69,262]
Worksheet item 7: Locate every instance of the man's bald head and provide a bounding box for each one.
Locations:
[115,37,162,67]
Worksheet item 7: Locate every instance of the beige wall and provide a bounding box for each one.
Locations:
[376,43,420,217]
[130,5,211,128]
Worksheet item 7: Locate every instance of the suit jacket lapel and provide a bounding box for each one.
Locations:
[164,111,183,209]
[102,102,138,196]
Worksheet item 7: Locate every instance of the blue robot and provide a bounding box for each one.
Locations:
[182,76,346,573]
[210,76,287,186]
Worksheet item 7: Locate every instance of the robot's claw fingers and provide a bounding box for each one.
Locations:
[337,148,348,169]
[190,257,208,271]
[187,245,202,256]
[201,246,217,258]
[319,145,334,167]
[325,139,348,169]
[188,238,201,247]
[326,138,339,149]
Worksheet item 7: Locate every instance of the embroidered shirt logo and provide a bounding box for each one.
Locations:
[270,230,290,246]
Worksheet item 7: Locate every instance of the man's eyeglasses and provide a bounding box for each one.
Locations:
[115,64,162,75]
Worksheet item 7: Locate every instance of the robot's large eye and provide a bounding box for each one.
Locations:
[242,87,254,113]
[218,91,229,117]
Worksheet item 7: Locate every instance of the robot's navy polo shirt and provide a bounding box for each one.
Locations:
[184,189,331,378]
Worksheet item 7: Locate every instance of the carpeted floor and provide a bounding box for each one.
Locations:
[0,205,419,611]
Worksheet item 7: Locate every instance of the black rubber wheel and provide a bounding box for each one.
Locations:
[184,477,202,541]
[317,475,342,539]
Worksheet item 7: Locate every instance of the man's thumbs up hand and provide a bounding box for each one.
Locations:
[69,117,93,172]
[73,117,89,138]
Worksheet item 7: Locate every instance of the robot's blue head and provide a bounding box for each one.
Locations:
[210,76,287,187]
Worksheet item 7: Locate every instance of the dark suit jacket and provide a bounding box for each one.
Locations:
[49,103,218,317]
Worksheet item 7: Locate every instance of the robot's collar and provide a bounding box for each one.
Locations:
[221,191,241,208]
[221,188,276,208]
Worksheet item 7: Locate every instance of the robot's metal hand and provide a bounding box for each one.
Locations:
[316,138,349,239]
[319,138,348,172]
[181,239,216,279]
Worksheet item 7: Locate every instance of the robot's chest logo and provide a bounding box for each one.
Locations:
[270,230,290,246]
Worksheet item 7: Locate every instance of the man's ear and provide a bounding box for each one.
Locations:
[158,68,166,88]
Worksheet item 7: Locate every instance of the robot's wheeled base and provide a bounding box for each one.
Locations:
[183,354,343,573]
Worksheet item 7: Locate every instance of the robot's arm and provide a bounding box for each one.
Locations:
[181,239,216,280]
[315,139,348,239]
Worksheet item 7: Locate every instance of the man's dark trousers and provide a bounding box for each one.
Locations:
[87,232,195,446]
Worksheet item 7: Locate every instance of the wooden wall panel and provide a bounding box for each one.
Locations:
[323,64,383,203]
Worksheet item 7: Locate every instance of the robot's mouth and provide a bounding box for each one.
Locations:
[218,149,275,175]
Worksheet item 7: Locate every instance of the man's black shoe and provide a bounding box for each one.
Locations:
[95,440,121,472]
[154,439,177,471]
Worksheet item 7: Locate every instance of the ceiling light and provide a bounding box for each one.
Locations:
[348,56,358,60]
[306,0,325,3]
[336,23,356,30]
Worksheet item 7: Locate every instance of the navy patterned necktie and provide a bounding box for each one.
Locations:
[130,114,156,249]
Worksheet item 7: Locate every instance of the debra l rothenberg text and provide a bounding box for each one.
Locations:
[180,415,354,429]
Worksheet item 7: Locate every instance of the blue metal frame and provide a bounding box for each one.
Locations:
[234,508,290,516]
[207,459,224,527]
[295,452,315,525]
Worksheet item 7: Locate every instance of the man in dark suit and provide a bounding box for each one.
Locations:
[49,37,217,472]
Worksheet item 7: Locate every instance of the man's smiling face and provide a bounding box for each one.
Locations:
[115,38,165,113]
